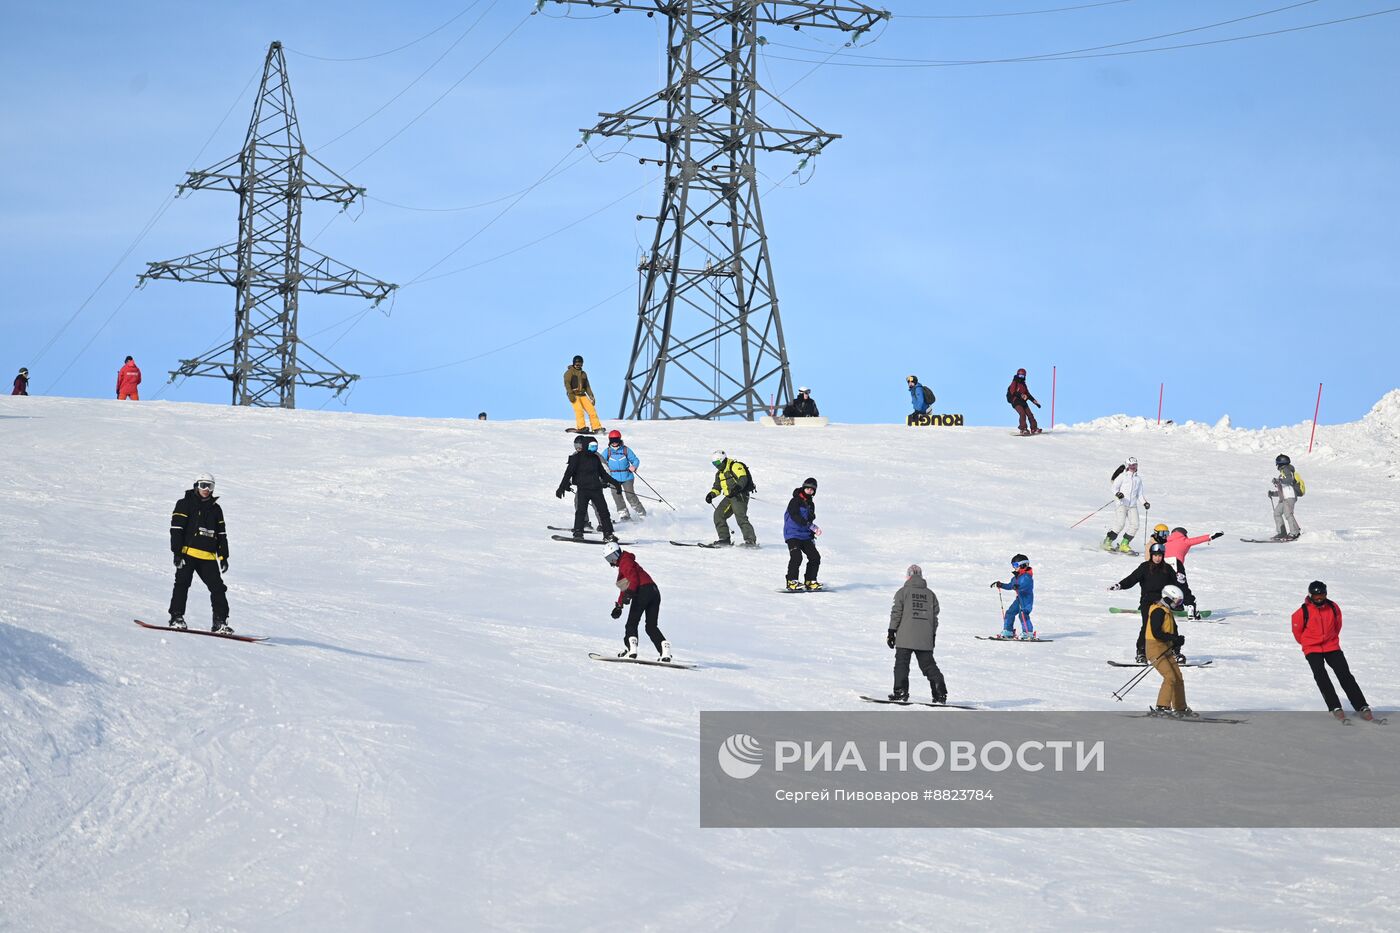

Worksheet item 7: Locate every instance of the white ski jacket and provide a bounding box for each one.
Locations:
[1112,469,1145,507]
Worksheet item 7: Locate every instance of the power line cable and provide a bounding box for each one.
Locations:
[898,0,1135,18]
[287,3,486,62]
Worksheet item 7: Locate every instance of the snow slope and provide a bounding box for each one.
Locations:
[2,394,1398,932]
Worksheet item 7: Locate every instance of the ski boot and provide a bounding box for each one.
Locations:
[1116,535,1135,554]
[804,580,824,592]
[1331,708,1349,723]
[212,619,234,635]
[1135,650,1147,664]
[1184,605,1202,621]
[1285,532,1301,541]
[603,533,619,543]
[932,686,948,705]
[996,630,1016,640]
[1173,707,1200,720]
[617,511,632,522]
[887,689,909,703]
[1031,427,1043,435]
[739,541,761,549]
[168,613,187,631]
[1101,533,1118,552]
[618,636,639,660]
[1360,707,1377,722]
[658,640,672,663]
[572,530,585,541]
[1018,631,1038,641]
[1174,652,1187,664]
[710,539,733,548]
[785,579,803,592]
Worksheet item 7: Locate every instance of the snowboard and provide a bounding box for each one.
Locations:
[565,427,603,434]
[1130,711,1244,724]
[588,652,696,670]
[777,587,833,594]
[134,619,266,643]
[1240,537,1299,544]
[859,695,977,710]
[1105,548,1141,557]
[1109,607,1213,619]
[1107,659,1214,668]
[552,535,631,545]
[975,635,1054,643]
[1009,432,1046,437]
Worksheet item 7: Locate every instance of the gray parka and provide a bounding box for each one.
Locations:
[889,570,940,650]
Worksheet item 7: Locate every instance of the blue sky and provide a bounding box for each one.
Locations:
[3,1,1396,427]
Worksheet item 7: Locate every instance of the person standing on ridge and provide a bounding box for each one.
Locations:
[907,375,934,416]
[12,367,29,395]
[1102,457,1150,553]
[563,354,602,434]
[1145,585,1195,718]
[1291,581,1376,722]
[605,541,671,662]
[1164,526,1224,620]
[1005,368,1041,435]
[168,472,232,634]
[116,356,142,400]
[783,477,822,591]
[557,437,622,541]
[1109,541,1178,663]
[602,429,646,521]
[782,386,820,419]
[989,554,1037,639]
[706,450,758,547]
[887,564,947,704]
[1269,453,1305,540]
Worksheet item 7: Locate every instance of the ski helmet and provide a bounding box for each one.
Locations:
[1276,453,1291,467]
[1011,553,1029,568]
[1161,584,1185,607]
[907,375,918,384]
[18,367,27,376]
[607,429,622,441]
[194,472,215,490]
[798,386,811,395]
[711,449,726,466]
[802,477,818,490]
[1126,456,1138,468]
[573,434,589,449]
[1172,527,1187,537]
[1308,580,1328,597]
[603,541,622,563]
[587,440,598,452]
[1151,523,1170,541]
[1149,542,1166,556]
[572,355,584,365]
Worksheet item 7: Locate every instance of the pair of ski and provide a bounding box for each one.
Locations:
[1131,710,1245,724]
[669,540,761,549]
[1239,536,1300,544]
[133,619,266,643]
[975,635,1054,643]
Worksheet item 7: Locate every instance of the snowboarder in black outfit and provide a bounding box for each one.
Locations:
[887,564,947,703]
[168,472,232,633]
[783,477,822,591]
[558,438,622,541]
[1109,541,1179,663]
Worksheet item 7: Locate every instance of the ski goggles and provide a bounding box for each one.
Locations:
[1010,560,1027,570]
[195,481,214,491]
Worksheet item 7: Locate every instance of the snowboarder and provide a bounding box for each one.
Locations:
[12,367,28,396]
[1145,584,1196,718]
[168,472,232,634]
[1005,368,1041,435]
[1163,526,1224,620]
[477,412,487,420]
[782,386,820,419]
[563,354,602,434]
[1268,453,1305,540]
[706,450,758,547]
[602,429,647,521]
[783,477,821,591]
[989,554,1036,639]
[1109,541,1179,663]
[906,375,934,416]
[1102,457,1150,553]
[116,355,142,400]
[887,564,947,703]
[1291,581,1376,722]
[557,437,622,541]
[605,541,670,661]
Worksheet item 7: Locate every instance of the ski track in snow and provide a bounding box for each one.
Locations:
[2,393,1399,931]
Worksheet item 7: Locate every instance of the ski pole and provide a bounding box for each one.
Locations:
[1070,500,1116,530]
[995,585,1005,630]
[1111,647,1171,701]
[632,470,676,511]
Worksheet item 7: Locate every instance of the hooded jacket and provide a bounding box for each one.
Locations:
[170,488,228,561]
[1005,377,1037,407]
[1291,599,1342,655]
[12,373,27,396]
[889,569,940,651]
[558,448,621,495]
[1111,468,1145,507]
[1117,558,1176,609]
[563,365,594,403]
[783,394,820,418]
[116,360,142,396]
[613,551,655,608]
[602,441,640,482]
[995,566,1034,612]
[783,487,816,541]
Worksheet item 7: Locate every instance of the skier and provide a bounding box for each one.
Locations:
[1145,584,1196,718]
[783,477,821,591]
[1268,453,1305,540]
[604,541,670,661]
[989,554,1036,639]
[782,386,820,419]
[1102,457,1150,553]
[563,354,602,434]
[602,429,647,521]
[557,437,622,541]
[887,564,947,704]
[1109,541,1179,664]
[477,412,487,420]
[116,355,142,400]
[1163,526,1225,620]
[1005,368,1041,435]
[706,450,758,547]
[906,375,934,416]
[12,367,28,396]
[168,472,232,634]
[1291,581,1376,722]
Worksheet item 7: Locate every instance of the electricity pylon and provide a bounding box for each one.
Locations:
[140,41,396,408]
[549,1,887,420]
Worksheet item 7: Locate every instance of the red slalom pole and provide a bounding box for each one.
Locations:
[1308,383,1323,453]
[1051,365,1057,429]
[1157,383,1164,426]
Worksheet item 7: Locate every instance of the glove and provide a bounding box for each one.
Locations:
[1032,400,1041,409]
[219,558,229,573]
[1211,532,1224,540]
[705,492,716,504]
[887,631,897,650]
[173,553,185,569]
[749,485,757,494]
[1176,573,1187,584]
[622,592,633,605]
[1172,635,1186,650]
[610,605,622,620]
[1116,492,1124,500]
[556,488,567,499]
[989,581,999,589]
[1108,583,1121,591]
[1144,502,1151,510]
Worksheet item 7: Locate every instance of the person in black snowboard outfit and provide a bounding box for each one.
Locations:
[1109,541,1179,663]
[168,472,232,633]
[558,438,622,541]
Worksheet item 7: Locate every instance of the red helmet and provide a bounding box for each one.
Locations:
[607,429,622,440]
[1016,368,1027,377]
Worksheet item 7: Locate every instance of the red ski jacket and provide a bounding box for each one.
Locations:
[614,551,655,606]
[116,361,142,397]
[1291,599,1342,655]
[1005,379,1037,406]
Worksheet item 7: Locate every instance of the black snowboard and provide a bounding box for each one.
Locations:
[588,652,696,669]
[859,695,977,710]
[134,619,266,643]
[552,535,631,545]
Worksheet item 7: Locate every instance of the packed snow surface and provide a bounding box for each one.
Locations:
[2,395,1397,931]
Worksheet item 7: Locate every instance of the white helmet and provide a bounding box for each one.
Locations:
[603,541,623,563]
[798,386,811,394]
[1126,456,1138,467]
[1161,584,1184,607]
[194,472,215,489]
[710,449,726,465]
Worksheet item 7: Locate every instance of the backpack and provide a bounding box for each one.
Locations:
[921,386,935,407]
[1295,474,1306,497]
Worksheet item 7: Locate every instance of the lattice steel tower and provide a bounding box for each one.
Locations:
[550,1,887,420]
[140,41,396,408]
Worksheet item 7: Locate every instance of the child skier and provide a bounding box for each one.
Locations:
[887,564,947,703]
[1145,584,1196,718]
[604,541,670,662]
[783,477,821,591]
[1109,541,1179,663]
[168,472,232,634]
[602,429,646,521]
[1268,453,1305,540]
[1102,457,1150,553]
[1291,581,1376,722]
[1004,368,1041,435]
[1163,526,1224,620]
[989,554,1036,639]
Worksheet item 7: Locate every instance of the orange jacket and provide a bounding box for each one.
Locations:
[1291,599,1342,655]
[117,361,142,396]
